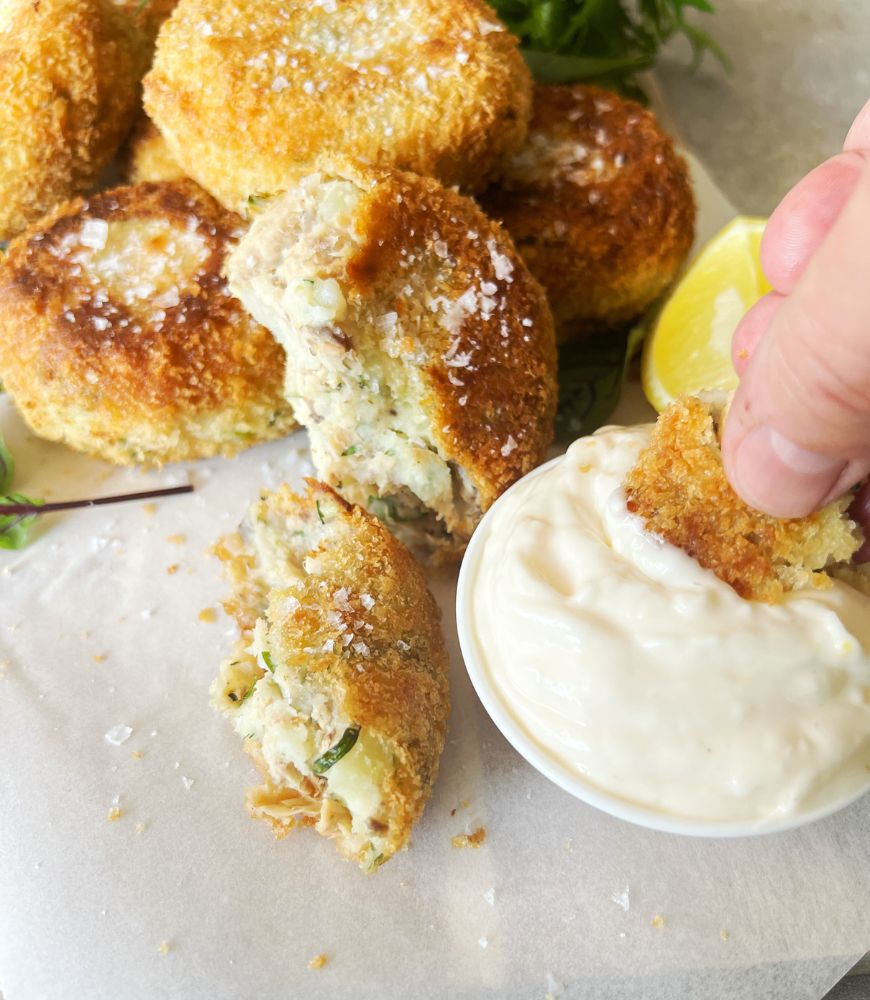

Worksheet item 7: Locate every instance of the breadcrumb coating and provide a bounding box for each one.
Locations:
[123,114,187,184]
[624,396,862,602]
[482,84,695,341]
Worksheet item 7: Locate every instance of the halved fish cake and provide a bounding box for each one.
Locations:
[0,181,295,465]
[211,481,450,871]
[227,163,557,561]
[482,84,695,341]
[0,0,145,241]
[143,0,531,212]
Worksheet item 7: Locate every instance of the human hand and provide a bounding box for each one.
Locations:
[721,97,870,557]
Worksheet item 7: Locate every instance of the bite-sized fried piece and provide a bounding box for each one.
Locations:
[227,164,557,561]
[123,114,187,184]
[143,0,531,212]
[211,481,450,871]
[0,181,295,466]
[481,84,695,342]
[624,396,863,602]
[0,0,145,241]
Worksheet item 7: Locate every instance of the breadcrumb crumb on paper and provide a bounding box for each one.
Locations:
[452,826,486,848]
[158,941,171,956]
[106,807,124,822]
[651,915,666,929]
[308,953,328,970]
[198,607,217,623]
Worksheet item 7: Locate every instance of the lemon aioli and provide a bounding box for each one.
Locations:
[464,425,870,824]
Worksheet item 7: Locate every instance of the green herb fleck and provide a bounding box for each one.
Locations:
[261,650,275,672]
[368,496,425,523]
[315,500,326,524]
[240,680,258,705]
[556,320,646,441]
[312,726,360,775]
[341,444,358,457]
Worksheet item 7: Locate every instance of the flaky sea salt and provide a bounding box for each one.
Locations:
[105,725,132,746]
[612,886,630,912]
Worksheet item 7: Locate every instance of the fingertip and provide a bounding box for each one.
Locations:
[760,155,863,293]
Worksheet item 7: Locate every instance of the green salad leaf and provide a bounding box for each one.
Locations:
[556,321,646,440]
[491,0,728,92]
[0,493,43,550]
[0,432,13,493]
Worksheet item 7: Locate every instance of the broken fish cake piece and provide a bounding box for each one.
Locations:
[624,395,863,602]
[211,481,450,871]
[226,163,557,562]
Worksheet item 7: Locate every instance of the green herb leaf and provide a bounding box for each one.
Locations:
[556,321,646,441]
[490,0,727,91]
[312,726,360,775]
[240,680,258,705]
[315,499,326,524]
[368,496,425,524]
[0,433,13,493]
[341,444,358,456]
[261,650,275,672]
[0,493,43,550]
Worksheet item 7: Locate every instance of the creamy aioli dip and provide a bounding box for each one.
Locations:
[465,425,870,824]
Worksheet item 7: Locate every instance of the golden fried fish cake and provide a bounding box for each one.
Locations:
[482,84,696,341]
[123,114,187,184]
[211,481,450,871]
[624,396,862,602]
[0,181,296,465]
[143,0,531,212]
[0,0,145,241]
[227,163,557,562]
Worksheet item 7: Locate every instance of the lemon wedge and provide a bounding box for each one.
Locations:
[641,216,771,412]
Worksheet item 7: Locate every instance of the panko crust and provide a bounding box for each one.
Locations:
[348,166,558,511]
[624,396,862,602]
[123,114,187,184]
[215,481,450,867]
[0,0,145,241]
[143,0,531,211]
[482,84,696,341]
[0,180,295,465]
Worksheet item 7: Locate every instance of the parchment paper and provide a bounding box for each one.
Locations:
[1,151,868,1000]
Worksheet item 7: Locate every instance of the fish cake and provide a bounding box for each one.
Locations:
[124,114,187,185]
[624,396,862,602]
[226,163,557,561]
[0,181,296,465]
[211,481,450,871]
[482,84,695,341]
[143,0,531,212]
[0,0,144,241]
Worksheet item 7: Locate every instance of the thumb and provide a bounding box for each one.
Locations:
[722,159,870,518]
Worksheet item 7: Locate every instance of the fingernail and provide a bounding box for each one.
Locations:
[730,426,845,518]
